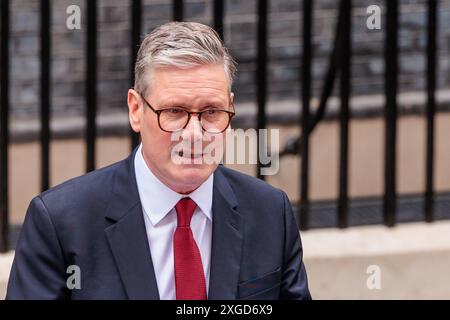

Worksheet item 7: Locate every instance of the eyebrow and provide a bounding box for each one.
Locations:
[159,102,228,110]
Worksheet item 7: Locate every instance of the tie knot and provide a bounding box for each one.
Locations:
[175,197,197,227]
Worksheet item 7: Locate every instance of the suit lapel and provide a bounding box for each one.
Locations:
[104,148,160,300]
[208,166,244,300]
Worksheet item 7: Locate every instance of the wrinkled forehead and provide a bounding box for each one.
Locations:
[146,64,232,97]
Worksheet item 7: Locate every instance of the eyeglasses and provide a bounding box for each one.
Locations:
[139,93,235,133]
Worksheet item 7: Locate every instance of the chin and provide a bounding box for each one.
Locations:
[171,164,215,190]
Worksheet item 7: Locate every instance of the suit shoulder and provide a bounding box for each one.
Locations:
[38,158,128,213]
[43,160,122,195]
[217,165,285,199]
[216,166,291,229]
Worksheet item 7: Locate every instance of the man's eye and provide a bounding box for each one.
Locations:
[167,108,183,114]
[205,109,218,115]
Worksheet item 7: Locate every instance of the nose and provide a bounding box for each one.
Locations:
[181,113,203,143]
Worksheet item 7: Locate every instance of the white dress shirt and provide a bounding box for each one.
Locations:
[134,144,213,300]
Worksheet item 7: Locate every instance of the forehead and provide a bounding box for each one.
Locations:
[149,64,230,97]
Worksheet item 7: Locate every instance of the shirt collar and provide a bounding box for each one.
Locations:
[134,144,213,226]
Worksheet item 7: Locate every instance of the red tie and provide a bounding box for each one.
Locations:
[173,198,207,300]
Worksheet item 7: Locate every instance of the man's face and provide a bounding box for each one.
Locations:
[128,64,233,194]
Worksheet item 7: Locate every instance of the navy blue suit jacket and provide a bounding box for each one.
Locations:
[7,148,311,300]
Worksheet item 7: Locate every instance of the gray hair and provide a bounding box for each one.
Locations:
[134,21,237,96]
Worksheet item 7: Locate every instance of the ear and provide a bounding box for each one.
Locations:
[230,92,234,104]
[128,89,142,133]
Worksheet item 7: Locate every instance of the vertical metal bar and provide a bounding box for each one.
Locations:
[0,0,10,252]
[213,0,224,40]
[130,0,142,150]
[384,0,398,227]
[425,0,437,222]
[299,0,312,230]
[86,0,97,172]
[256,0,267,180]
[40,0,51,191]
[338,0,351,228]
[173,0,183,21]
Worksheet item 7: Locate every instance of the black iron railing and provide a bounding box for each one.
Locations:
[0,0,442,252]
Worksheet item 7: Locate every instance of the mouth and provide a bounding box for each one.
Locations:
[178,151,203,159]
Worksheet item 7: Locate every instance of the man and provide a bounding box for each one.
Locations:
[7,22,311,300]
